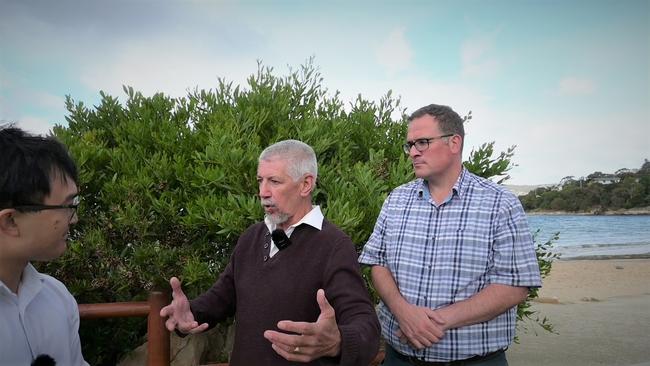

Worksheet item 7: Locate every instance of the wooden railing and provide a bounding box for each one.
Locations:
[78,292,384,366]
[78,291,170,366]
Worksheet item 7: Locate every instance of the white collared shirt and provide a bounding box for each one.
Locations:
[264,205,324,257]
[0,263,88,366]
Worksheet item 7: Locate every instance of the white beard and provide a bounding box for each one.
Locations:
[265,211,290,226]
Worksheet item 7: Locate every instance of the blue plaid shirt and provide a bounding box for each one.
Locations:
[359,168,541,362]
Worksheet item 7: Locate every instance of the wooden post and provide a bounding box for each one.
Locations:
[78,291,171,366]
[147,291,170,366]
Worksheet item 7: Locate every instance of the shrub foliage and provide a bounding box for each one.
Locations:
[41,61,554,364]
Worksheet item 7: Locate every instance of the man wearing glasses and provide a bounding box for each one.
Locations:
[359,104,541,365]
[0,127,88,365]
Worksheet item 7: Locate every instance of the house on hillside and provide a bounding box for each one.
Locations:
[615,168,639,175]
[589,175,620,185]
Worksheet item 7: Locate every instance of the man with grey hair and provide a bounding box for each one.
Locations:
[161,140,380,366]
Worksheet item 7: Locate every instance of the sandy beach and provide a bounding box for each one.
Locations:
[507,258,650,366]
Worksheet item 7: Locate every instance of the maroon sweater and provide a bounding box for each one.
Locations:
[190,220,380,366]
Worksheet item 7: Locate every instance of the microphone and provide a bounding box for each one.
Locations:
[271,229,291,250]
[32,355,56,366]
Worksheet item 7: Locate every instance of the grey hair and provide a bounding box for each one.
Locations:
[259,140,318,182]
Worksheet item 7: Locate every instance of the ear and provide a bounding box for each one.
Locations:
[0,209,20,237]
[299,174,315,197]
[449,135,463,154]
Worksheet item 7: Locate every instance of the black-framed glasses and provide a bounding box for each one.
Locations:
[402,134,454,154]
[12,196,80,221]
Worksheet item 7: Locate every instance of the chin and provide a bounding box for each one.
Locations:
[413,170,429,179]
[267,212,290,226]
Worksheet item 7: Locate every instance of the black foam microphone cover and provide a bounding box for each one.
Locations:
[271,229,291,250]
[32,355,56,366]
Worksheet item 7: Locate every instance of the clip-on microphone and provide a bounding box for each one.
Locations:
[32,355,56,366]
[271,229,292,250]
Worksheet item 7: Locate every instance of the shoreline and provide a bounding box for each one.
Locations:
[507,257,650,365]
[526,206,650,216]
[557,252,650,260]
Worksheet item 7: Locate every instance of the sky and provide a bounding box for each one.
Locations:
[1,0,648,185]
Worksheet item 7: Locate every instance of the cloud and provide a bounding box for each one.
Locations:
[460,34,501,78]
[375,27,413,75]
[0,64,67,133]
[13,116,56,135]
[557,77,596,96]
[502,106,649,185]
[78,38,254,100]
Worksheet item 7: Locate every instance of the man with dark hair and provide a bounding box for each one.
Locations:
[0,126,88,365]
[161,140,380,366]
[360,104,541,365]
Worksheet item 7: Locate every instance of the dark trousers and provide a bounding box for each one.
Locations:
[383,344,508,366]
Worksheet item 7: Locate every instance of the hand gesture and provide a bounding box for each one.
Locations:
[159,277,209,334]
[263,289,341,362]
[394,303,446,349]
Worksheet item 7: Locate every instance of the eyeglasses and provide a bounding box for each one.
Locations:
[12,196,80,221]
[402,134,454,154]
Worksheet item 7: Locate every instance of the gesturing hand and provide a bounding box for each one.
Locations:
[394,303,446,349]
[263,289,341,362]
[159,277,209,334]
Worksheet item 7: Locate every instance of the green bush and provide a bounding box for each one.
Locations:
[40,60,554,364]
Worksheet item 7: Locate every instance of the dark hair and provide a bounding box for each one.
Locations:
[0,126,78,208]
[408,104,465,140]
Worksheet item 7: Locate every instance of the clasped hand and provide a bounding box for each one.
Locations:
[394,302,446,349]
[263,289,341,362]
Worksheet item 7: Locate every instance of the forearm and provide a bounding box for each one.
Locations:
[436,284,529,330]
[327,313,380,366]
[371,265,409,313]
[190,264,236,326]
[322,245,380,365]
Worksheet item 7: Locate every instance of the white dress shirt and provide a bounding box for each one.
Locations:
[264,205,324,257]
[0,263,88,366]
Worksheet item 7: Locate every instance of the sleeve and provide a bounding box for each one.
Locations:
[320,236,380,366]
[66,289,89,366]
[189,236,242,327]
[358,193,392,267]
[490,193,542,288]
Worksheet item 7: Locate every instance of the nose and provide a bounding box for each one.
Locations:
[408,144,420,158]
[259,181,271,198]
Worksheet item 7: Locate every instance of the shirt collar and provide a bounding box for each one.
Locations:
[264,205,323,237]
[0,263,44,302]
[416,167,468,202]
[454,166,468,197]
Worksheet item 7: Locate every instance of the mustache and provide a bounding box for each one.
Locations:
[261,199,276,207]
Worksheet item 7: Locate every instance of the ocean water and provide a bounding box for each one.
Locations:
[526,215,650,259]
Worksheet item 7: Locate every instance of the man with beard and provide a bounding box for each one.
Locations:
[161,139,380,366]
[0,127,88,365]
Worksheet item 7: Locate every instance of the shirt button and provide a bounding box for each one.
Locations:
[264,243,269,248]
[264,255,268,261]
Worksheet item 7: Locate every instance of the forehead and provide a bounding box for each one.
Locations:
[43,174,78,204]
[407,115,441,139]
[257,158,290,177]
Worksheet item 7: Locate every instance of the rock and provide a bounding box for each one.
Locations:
[117,342,146,366]
[580,297,600,302]
[534,297,561,304]
[117,323,234,366]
